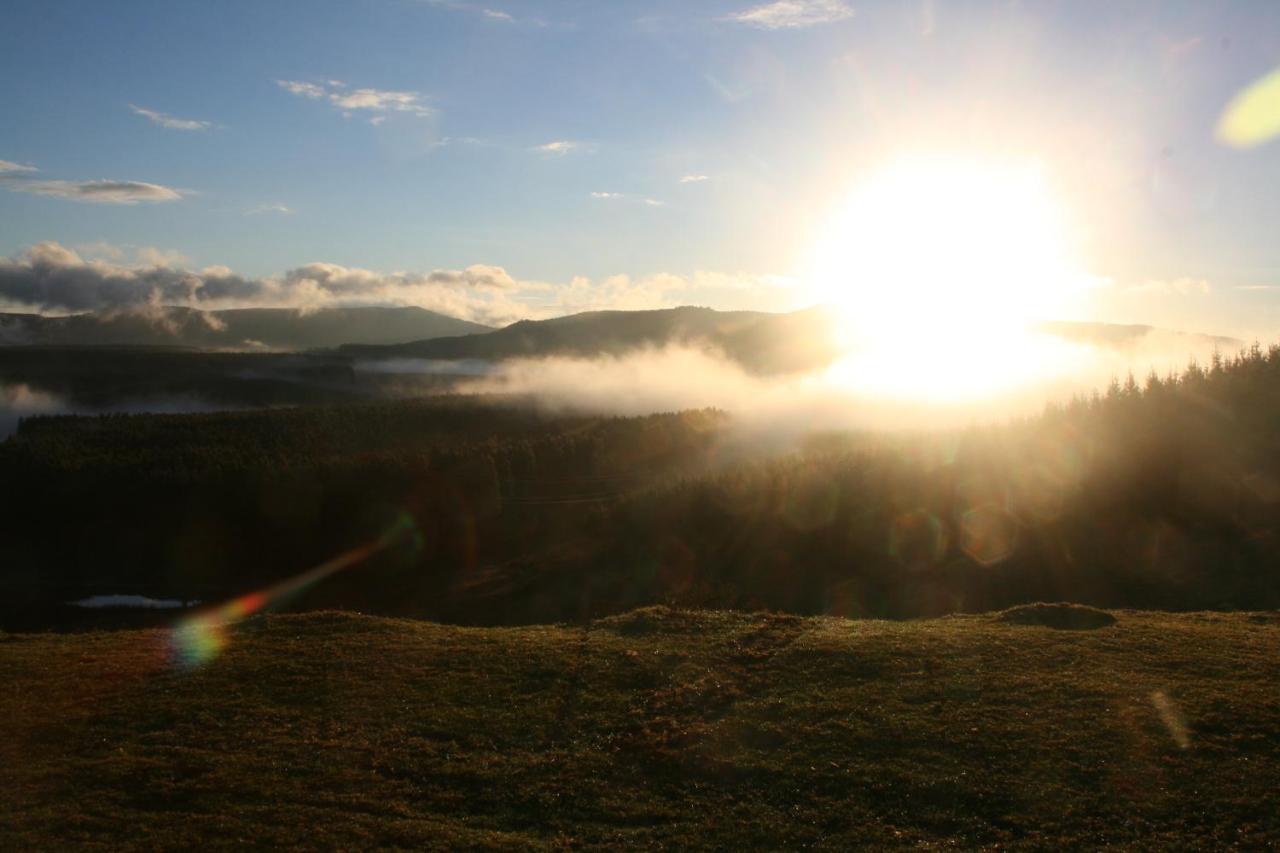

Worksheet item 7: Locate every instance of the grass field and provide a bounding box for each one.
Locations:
[2,606,1277,849]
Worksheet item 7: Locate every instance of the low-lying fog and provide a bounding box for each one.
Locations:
[0,383,234,438]
[1,332,1242,440]
[454,332,1238,433]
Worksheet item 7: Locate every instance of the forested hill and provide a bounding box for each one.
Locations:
[0,306,491,350]
[339,305,843,376]
[5,342,1280,631]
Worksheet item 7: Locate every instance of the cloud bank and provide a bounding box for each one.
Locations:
[0,242,796,323]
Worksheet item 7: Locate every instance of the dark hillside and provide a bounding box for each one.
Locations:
[0,305,490,350]
[4,345,1280,629]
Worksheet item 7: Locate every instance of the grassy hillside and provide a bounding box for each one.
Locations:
[2,607,1277,848]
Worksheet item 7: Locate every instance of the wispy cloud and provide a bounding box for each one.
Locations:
[245,203,292,216]
[679,174,709,183]
[0,159,184,204]
[724,0,854,29]
[591,192,665,207]
[535,140,586,155]
[1128,277,1211,296]
[129,104,213,131]
[426,1,525,25]
[277,79,434,123]
[3,178,183,205]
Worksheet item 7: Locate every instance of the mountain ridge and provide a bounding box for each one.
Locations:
[0,305,491,350]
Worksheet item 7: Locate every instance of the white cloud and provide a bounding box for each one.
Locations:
[245,203,292,216]
[2,179,183,204]
[427,1,525,24]
[536,140,583,155]
[277,79,434,122]
[0,160,38,174]
[679,174,709,183]
[129,104,213,131]
[278,80,326,99]
[724,0,854,29]
[591,191,665,207]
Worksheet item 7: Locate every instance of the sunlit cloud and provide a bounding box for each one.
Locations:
[591,191,622,199]
[482,9,514,22]
[129,104,213,131]
[724,0,854,30]
[679,174,709,183]
[0,160,38,174]
[0,241,797,324]
[277,79,434,123]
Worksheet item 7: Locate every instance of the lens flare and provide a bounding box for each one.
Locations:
[169,513,419,670]
[888,509,949,572]
[1217,66,1280,149]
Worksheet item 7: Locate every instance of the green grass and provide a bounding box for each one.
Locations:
[2,607,1277,849]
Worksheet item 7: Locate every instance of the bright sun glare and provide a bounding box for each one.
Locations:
[810,156,1096,402]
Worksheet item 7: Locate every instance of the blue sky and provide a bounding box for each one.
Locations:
[1,0,1278,333]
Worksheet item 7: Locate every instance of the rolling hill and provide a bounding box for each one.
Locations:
[341,306,1244,377]
[0,306,491,350]
[341,305,843,375]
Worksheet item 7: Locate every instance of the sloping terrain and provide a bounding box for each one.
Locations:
[1039,320,1241,352]
[341,306,843,376]
[2,607,1276,849]
[0,306,490,350]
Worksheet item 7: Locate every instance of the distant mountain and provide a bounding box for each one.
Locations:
[340,306,843,375]
[1039,321,1243,352]
[0,306,491,350]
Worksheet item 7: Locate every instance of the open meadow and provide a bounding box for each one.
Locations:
[3,607,1277,849]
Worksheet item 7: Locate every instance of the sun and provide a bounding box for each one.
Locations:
[808,155,1095,401]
